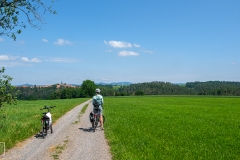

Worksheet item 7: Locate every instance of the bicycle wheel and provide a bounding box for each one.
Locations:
[42,123,46,138]
[42,126,45,138]
[92,120,95,129]
[93,119,97,132]
[50,123,53,134]
[102,115,105,124]
[44,122,48,136]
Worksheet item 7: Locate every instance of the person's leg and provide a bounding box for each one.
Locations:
[99,108,104,129]
[99,114,103,127]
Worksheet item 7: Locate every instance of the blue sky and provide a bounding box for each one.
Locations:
[0,0,239,85]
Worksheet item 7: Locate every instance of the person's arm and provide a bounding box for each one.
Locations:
[101,96,104,108]
[92,96,94,105]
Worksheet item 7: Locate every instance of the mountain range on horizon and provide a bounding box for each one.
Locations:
[14,82,135,87]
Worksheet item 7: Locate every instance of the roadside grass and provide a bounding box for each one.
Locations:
[0,98,89,152]
[104,96,240,160]
[80,104,88,114]
[74,104,89,124]
[50,136,69,160]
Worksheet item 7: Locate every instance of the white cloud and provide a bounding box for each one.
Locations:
[21,57,29,62]
[42,39,48,42]
[0,55,16,60]
[54,39,72,46]
[104,40,132,48]
[0,38,4,42]
[118,51,139,57]
[134,43,141,47]
[31,58,41,63]
[20,57,41,63]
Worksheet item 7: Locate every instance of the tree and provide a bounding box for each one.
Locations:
[135,90,145,96]
[81,80,96,98]
[0,67,18,108]
[0,0,56,40]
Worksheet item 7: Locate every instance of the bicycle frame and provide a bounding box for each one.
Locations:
[40,106,55,138]
[92,113,99,132]
[91,109,105,132]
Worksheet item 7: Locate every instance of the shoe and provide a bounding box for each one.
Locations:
[100,127,104,130]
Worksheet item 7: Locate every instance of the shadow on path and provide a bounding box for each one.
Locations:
[79,127,101,132]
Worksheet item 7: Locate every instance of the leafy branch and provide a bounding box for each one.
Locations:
[0,0,56,40]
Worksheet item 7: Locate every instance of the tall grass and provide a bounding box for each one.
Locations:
[0,98,89,151]
[104,96,240,160]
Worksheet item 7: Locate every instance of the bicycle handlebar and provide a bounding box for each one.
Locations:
[39,106,56,111]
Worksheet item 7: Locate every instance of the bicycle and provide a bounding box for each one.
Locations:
[90,108,105,132]
[40,106,56,138]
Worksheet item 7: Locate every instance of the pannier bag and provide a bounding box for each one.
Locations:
[89,112,94,122]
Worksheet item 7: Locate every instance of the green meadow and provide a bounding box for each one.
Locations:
[0,96,239,159]
[0,98,89,151]
[104,96,240,160]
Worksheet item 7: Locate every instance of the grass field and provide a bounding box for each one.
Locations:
[0,98,89,151]
[103,96,240,160]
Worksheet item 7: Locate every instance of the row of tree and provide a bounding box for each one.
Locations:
[185,81,240,96]
[16,80,99,100]
[1,66,240,106]
[14,81,240,100]
[116,81,240,96]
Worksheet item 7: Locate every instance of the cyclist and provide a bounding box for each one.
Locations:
[92,88,104,130]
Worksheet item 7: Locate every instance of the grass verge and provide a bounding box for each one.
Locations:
[50,136,69,159]
[74,103,89,124]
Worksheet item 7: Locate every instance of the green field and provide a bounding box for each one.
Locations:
[104,96,240,160]
[0,98,89,151]
[1,96,239,159]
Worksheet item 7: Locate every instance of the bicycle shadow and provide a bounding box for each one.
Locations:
[79,127,97,132]
[34,132,44,139]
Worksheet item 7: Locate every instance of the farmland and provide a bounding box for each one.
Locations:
[0,96,239,159]
[103,96,240,159]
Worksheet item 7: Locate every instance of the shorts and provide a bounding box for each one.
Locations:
[93,106,103,115]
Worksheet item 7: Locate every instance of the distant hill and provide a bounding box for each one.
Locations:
[95,82,133,86]
[14,82,133,87]
[15,84,36,87]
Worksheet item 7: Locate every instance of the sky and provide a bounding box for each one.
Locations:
[0,0,240,85]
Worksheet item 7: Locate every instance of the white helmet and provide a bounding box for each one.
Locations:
[95,88,100,93]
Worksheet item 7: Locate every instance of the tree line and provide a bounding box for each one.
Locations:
[14,81,240,100]
[116,81,240,96]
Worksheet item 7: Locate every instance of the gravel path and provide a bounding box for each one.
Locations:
[2,100,112,160]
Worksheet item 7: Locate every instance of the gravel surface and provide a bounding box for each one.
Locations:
[2,100,112,160]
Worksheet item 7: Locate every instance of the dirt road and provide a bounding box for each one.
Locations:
[1,100,112,160]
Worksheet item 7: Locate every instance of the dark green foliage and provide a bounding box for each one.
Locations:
[135,90,145,96]
[16,85,83,100]
[81,80,96,97]
[118,81,196,95]
[15,81,240,100]
[117,81,240,96]
[186,81,240,96]
[0,67,18,108]
[96,85,115,96]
